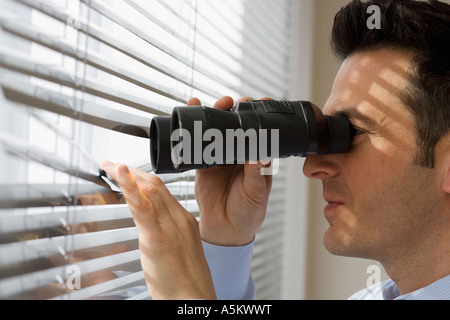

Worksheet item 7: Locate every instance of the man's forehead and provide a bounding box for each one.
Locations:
[324,49,414,121]
[342,48,413,76]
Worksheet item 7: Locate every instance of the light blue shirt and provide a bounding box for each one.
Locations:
[348,275,450,300]
[202,240,256,300]
[202,241,450,300]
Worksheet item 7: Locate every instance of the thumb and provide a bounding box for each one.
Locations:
[243,161,273,200]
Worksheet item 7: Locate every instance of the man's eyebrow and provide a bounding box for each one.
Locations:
[330,108,376,127]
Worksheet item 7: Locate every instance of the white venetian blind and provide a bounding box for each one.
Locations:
[0,0,293,300]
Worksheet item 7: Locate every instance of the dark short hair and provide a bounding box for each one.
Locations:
[331,0,450,168]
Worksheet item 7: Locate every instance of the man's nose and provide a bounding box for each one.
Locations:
[302,154,341,180]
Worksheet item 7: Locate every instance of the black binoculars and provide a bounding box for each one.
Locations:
[150,100,354,174]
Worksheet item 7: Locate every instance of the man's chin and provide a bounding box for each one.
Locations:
[323,229,363,258]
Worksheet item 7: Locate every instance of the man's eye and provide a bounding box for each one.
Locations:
[350,126,365,137]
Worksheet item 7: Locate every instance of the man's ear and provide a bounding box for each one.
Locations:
[444,162,450,194]
[441,135,450,194]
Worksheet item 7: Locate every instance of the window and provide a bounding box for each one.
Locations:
[0,0,293,299]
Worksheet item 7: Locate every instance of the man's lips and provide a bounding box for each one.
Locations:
[325,202,344,210]
[323,196,345,212]
[324,195,345,205]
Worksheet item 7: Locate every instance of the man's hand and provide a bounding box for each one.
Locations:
[189,96,273,246]
[101,161,216,300]
[100,95,273,298]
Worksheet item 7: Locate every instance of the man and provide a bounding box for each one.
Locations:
[101,0,450,300]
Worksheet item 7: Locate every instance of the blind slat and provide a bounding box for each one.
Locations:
[0,183,119,209]
[0,179,197,210]
[0,48,173,115]
[123,0,253,81]
[15,0,275,98]
[0,249,140,299]
[82,0,194,70]
[1,5,222,101]
[0,199,198,237]
[0,75,151,137]
[0,130,116,190]
[86,0,248,88]
[0,204,131,235]
[82,0,274,96]
[50,270,146,300]
[0,227,138,267]
[125,289,151,300]
[197,0,288,85]
[0,14,221,103]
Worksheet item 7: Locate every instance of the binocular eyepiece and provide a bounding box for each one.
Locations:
[150,100,354,174]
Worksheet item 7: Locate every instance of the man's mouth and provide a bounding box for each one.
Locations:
[323,196,345,213]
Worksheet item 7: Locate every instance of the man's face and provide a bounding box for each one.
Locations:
[303,49,444,262]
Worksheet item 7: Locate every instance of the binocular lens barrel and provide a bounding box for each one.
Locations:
[150,100,354,174]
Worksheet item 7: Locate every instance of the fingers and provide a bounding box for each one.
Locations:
[101,161,186,231]
[101,161,159,226]
[188,95,274,112]
[213,96,235,110]
[101,161,193,220]
[187,97,201,106]
[243,160,273,197]
[188,96,235,111]
[125,166,193,223]
[236,96,254,103]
